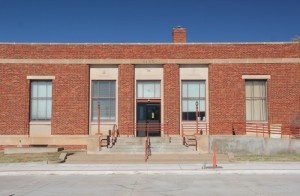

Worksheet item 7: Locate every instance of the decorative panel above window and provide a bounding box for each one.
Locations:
[245,80,267,121]
[136,81,161,99]
[92,80,116,121]
[30,81,52,120]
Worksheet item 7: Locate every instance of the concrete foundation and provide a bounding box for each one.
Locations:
[4,147,61,154]
[87,136,100,154]
[204,136,300,155]
[2,135,300,156]
[0,135,87,147]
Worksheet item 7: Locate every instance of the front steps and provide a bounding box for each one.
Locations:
[64,136,229,164]
[100,136,196,154]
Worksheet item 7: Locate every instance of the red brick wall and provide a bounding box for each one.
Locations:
[51,64,89,135]
[0,65,30,135]
[0,42,299,137]
[209,63,300,135]
[0,43,299,59]
[0,64,89,135]
[164,64,180,135]
[118,64,135,135]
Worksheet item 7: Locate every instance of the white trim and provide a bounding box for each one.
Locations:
[27,76,55,80]
[29,121,51,125]
[242,75,271,80]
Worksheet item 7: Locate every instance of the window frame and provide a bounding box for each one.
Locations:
[30,80,52,121]
[181,80,206,121]
[91,80,116,121]
[245,80,268,122]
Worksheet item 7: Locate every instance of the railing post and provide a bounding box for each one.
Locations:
[196,101,199,134]
[146,122,149,138]
[145,138,148,162]
[98,102,100,135]
[268,123,270,138]
[182,124,185,145]
[256,124,258,137]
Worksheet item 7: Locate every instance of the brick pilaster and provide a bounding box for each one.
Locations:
[164,64,180,135]
[118,64,135,135]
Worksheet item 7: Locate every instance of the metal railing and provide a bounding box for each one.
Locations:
[232,122,300,138]
[122,122,168,137]
[145,128,151,162]
[181,123,207,150]
[97,123,118,149]
[181,122,209,136]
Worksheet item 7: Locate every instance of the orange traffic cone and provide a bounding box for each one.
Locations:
[213,144,217,168]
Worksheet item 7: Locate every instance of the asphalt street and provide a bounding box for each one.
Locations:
[1,174,300,196]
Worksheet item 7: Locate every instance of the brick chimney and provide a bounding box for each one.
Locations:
[172,26,186,43]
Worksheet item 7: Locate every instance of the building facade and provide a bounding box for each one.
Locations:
[0,27,299,149]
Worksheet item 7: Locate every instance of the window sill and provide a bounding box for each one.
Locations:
[30,121,51,125]
[245,121,268,124]
[90,121,116,125]
[181,121,208,123]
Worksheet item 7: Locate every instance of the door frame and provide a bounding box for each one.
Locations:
[136,99,161,137]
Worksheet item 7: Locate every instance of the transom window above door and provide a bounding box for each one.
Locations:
[137,80,161,99]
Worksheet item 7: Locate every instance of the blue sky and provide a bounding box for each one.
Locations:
[0,0,299,43]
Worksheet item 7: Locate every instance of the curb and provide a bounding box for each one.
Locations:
[1,169,300,176]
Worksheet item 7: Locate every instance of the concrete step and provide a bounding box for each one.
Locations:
[114,137,182,143]
[65,154,146,164]
[99,136,196,154]
[101,146,195,153]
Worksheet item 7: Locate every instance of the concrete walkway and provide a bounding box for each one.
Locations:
[64,152,230,164]
[1,162,300,175]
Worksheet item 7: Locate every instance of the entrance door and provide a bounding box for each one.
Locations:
[137,103,161,137]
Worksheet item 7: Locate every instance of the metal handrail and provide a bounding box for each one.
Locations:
[145,123,151,162]
[232,122,300,138]
[145,138,149,162]
[123,122,168,137]
[181,124,198,150]
[182,122,209,135]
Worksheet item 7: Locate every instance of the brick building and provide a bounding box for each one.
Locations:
[0,27,299,150]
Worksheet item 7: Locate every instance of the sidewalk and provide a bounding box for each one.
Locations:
[1,162,300,175]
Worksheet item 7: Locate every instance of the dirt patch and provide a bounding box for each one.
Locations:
[0,151,62,163]
[234,154,300,162]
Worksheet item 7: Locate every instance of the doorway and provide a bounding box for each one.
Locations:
[137,102,161,137]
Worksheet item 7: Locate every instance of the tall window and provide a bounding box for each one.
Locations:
[31,81,52,120]
[182,81,206,121]
[137,80,161,99]
[245,80,267,121]
[92,81,116,121]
